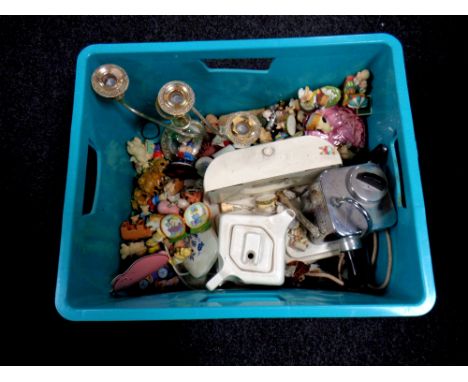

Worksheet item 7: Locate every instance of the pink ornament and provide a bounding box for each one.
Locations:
[111,252,169,292]
[306,106,365,148]
[157,200,180,215]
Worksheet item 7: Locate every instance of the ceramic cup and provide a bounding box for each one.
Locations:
[183,228,218,279]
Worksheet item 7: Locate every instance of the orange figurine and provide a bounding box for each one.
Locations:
[120,220,153,241]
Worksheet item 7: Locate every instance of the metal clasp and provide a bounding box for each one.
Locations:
[330,196,372,236]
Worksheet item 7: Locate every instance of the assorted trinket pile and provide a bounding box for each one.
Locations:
[91,64,394,296]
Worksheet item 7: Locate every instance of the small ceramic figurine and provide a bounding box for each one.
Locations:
[354,69,370,93]
[150,156,169,173]
[120,241,147,260]
[146,213,162,230]
[177,198,190,210]
[120,220,153,241]
[342,69,370,109]
[289,98,300,111]
[205,114,219,130]
[275,110,286,130]
[130,205,151,222]
[262,108,273,122]
[127,137,153,174]
[157,200,180,215]
[171,247,192,265]
[164,178,184,196]
[131,188,149,211]
[296,110,306,124]
[298,86,316,111]
[298,86,341,111]
[304,110,332,132]
[286,114,297,136]
[182,189,203,204]
[137,158,168,196]
[138,171,164,196]
[146,194,160,213]
[167,192,181,204]
[259,127,273,143]
[152,142,164,159]
[145,236,162,254]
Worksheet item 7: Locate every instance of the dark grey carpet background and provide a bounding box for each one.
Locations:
[0,16,465,365]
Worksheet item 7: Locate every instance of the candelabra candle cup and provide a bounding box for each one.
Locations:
[157,81,196,118]
[91,64,129,99]
[224,112,261,147]
[156,80,216,135]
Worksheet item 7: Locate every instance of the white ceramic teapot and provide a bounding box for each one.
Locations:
[206,209,295,290]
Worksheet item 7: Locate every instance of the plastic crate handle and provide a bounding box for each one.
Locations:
[82,142,98,215]
[201,58,273,71]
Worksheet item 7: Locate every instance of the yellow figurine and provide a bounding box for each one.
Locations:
[170,247,192,265]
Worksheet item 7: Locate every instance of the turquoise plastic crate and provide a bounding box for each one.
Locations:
[55,34,435,320]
